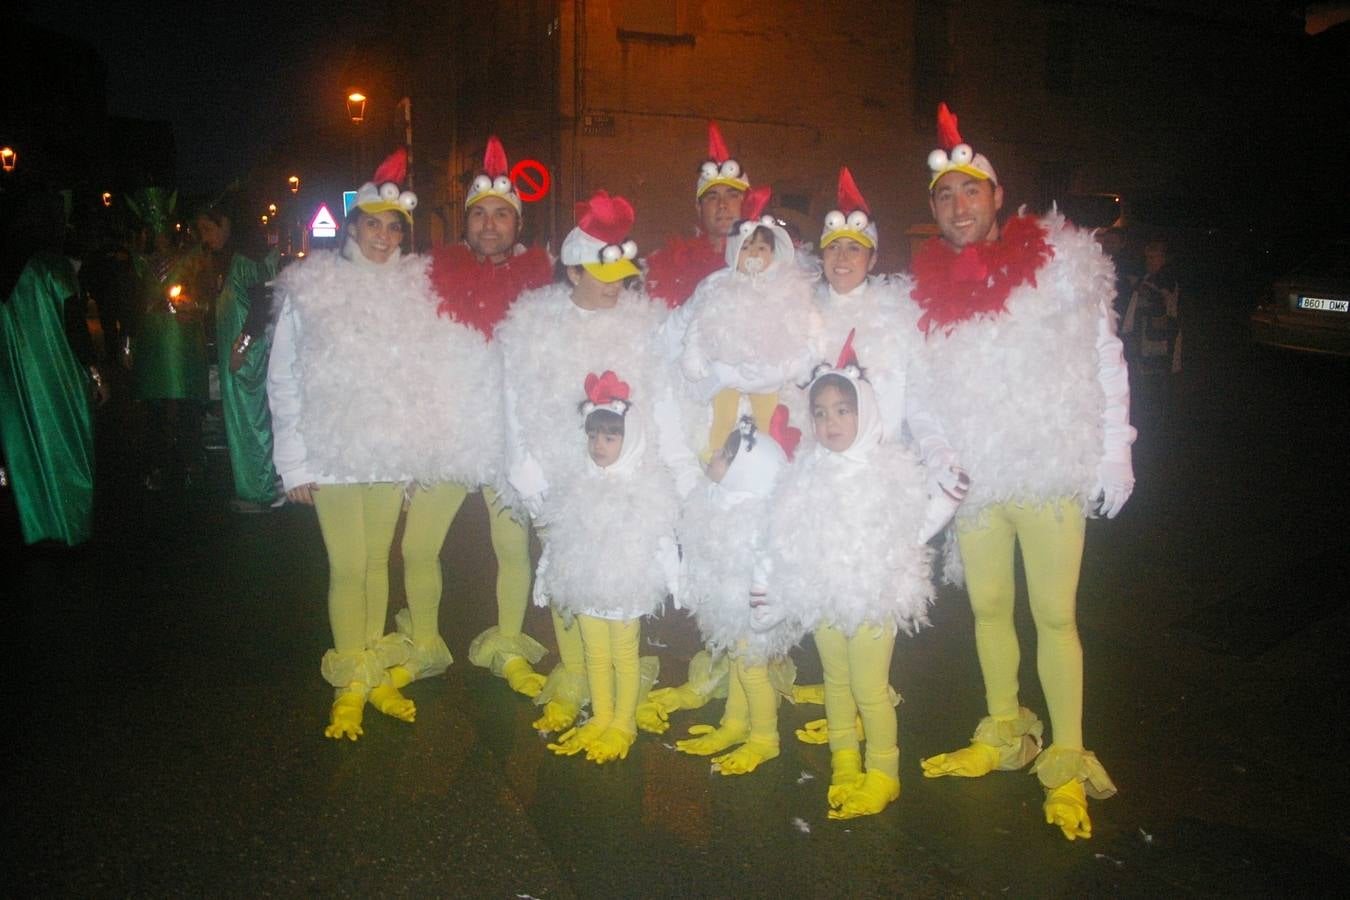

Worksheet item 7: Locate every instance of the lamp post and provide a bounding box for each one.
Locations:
[288,175,300,194]
[0,146,16,173]
[345,92,367,125]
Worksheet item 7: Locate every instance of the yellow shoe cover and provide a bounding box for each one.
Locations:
[502,656,546,698]
[585,727,636,764]
[635,699,673,734]
[790,683,825,705]
[712,738,779,776]
[921,741,1001,778]
[828,749,865,807]
[646,683,709,715]
[1044,778,1091,841]
[796,715,865,746]
[828,770,900,820]
[675,722,749,756]
[369,667,416,722]
[324,689,366,741]
[533,698,580,734]
[547,719,606,756]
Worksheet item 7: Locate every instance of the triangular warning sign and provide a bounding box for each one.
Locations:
[310,203,338,238]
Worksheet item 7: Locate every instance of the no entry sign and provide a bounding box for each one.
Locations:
[510,160,551,202]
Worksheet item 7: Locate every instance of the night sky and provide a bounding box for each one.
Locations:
[18,0,374,194]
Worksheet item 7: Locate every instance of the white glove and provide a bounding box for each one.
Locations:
[1090,459,1134,519]
[507,452,549,503]
[532,546,551,607]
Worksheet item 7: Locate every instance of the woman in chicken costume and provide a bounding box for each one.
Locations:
[912,104,1134,840]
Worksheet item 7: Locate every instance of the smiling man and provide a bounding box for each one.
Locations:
[910,103,1135,841]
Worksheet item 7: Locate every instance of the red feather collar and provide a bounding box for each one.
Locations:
[429,244,552,338]
[911,215,1052,335]
[645,233,724,309]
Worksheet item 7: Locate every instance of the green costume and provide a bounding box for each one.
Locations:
[0,253,94,545]
[132,248,208,401]
[215,250,279,503]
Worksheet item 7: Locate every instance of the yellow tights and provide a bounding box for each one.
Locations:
[313,482,405,654]
[815,624,899,780]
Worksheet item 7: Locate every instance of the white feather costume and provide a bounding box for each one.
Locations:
[533,406,679,621]
[909,213,1114,517]
[498,282,698,501]
[768,371,935,637]
[678,426,801,666]
[270,246,501,486]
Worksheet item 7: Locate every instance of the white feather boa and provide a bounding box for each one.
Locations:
[275,250,501,483]
[535,460,678,619]
[497,283,671,488]
[910,213,1109,516]
[767,443,935,637]
[677,487,804,665]
[680,262,819,383]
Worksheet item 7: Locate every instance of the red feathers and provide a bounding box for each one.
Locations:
[741,185,772,222]
[769,404,801,462]
[371,147,408,185]
[707,121,731,163]
[936,102,963,151]
[430,244,552,338]
[585,370,630,405]
[836,327,859,370]
[910,215,1054,335]
[482,135,509,178]
[574,190,635,245]
[646,234,724,309]
[836,167,870,215]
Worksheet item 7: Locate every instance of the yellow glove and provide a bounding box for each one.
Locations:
[645,683,710,715]
[547,720,604,756]
[712,739,778,776]
[502,656,546,698]
[533,699,581,734]
[828,770,900,820]
[675,723,747,757]
[920,742,1001,778]
[795,715,864,745]
[635,700,672,734]
[324,689,366,741]
[828,749,864,807]
[1044,779,1092,841]
[368,666,416,722]
[790,683,825,705]
[585,728,636,764]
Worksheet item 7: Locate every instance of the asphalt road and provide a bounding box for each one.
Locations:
[6,295,1348,897]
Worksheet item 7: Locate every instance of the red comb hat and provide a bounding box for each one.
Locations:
[927,102,998,189]
[466,135,522,212]
[560,190,639,282]
[769,404,801,462]
[741,185,772,222]
[371,147,407,185]
[697,121,750,199]
[574,190,635,245]
[820,169,877,249]
[356,147,416,222]
[836,327,859,370]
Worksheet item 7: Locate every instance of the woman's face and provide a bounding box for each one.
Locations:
[568,266,622,310]
[196,216,230,252]
[821,237,875,294]
[353,210,405,264]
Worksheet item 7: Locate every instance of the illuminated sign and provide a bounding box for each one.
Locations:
[310,203,338,238]
[342,191,358,218]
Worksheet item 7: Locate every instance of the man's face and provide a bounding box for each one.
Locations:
[929,172,1003,249]
[698,184,745,241]
[465,195,521,261]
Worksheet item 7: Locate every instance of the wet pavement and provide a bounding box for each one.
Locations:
[7,299,1350,898]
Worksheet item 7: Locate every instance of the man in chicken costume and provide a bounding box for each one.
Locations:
[415,136,555,698]
[912,104,1135,840]
[645,121,749,309]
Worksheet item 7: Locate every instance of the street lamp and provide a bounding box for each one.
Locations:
[267,203,278,216]
[0,146,16,173]
[101,191,113,208]
[288,175,300,194]
[346,91,367,125]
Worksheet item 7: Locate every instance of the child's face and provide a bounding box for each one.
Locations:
[812,384,858,452]
[705,445,732,483]
[588,430,624,468]
[736,233,774,275]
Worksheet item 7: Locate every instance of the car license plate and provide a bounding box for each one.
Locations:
[1298,296,1349,312]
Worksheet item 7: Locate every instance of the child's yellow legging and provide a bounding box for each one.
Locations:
[815,624,898,779]
[724,654,780,751]
[957,499,1086,750]
[402,482,531,653]
[312,482,405,654]
[708,388,778,458]
[576,615,641,734]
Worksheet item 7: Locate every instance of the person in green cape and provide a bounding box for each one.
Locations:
[126,188,208,490]
[195,201,281,512]
[0,191,105,546]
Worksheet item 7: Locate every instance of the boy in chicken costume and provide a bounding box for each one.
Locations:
[912,104,1134,840]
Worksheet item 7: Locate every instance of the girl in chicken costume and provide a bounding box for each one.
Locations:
[400,136,554,701]
[532,372,680,763]
[912,104,1134,840]
[678,184,818,456]
[768,333,958,819]
[498,190,700,737]
[672,408,804,775]
[269,149,445,739]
